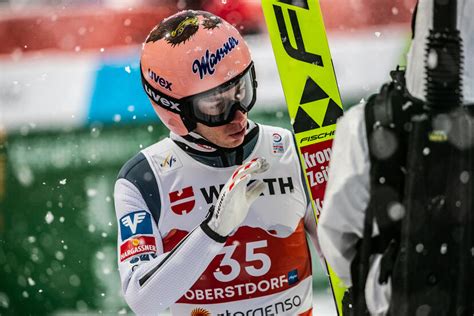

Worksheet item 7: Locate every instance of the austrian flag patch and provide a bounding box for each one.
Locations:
[120,236,157,262]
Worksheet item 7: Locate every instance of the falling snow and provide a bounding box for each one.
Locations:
[0,293,9,308]
[387,202,405,221]
[427,49,438,69]
[1,2,471,315]
[415,243,424,253]
[96,252,106,261]
[27,277,36,286]
[88,224,96,233]
[55,251,65,261]
[45,211,54,224]
[460,171,470,184]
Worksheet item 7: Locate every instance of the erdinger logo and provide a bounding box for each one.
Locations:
[192,37,240,80]
[169,186,196,215]
[191,308,211,316]
[146,11,221,46]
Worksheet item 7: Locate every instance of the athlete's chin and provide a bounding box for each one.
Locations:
[217,126,246,148]
[217,133,245,148]
[219,136,245,149]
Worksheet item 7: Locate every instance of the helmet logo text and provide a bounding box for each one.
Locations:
[143,84,181,112]
[192,37,239,80]
[147,69,173,91]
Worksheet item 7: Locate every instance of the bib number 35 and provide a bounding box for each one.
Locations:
[214,240,271,282]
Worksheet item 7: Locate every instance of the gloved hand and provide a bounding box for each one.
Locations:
[202,157,270,239]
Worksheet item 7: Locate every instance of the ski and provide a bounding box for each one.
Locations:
[261,0,346,314]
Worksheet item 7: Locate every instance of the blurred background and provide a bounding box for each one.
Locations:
[0,0,416,314]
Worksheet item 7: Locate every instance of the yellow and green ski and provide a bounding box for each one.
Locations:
[261,0,347,314]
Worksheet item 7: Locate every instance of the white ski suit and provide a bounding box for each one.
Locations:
[114,122,323,315]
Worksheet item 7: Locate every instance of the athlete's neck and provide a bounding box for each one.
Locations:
[170,121,259,167]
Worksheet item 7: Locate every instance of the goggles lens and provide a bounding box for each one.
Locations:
[186,64,256,126]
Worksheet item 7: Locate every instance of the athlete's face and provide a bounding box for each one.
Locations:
[194,109,248,148]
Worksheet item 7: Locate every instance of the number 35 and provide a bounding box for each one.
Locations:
[214,240,271,282]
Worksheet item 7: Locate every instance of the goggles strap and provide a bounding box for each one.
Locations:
[140,65,183,114]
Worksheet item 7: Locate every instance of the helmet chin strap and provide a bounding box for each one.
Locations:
[171,121,259,167]
[185,121,252,152]
[185,131,224,151]
[181,113,197,134]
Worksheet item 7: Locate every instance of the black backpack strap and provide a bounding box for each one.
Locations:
[350,94,381,316]
[351,69,422,316]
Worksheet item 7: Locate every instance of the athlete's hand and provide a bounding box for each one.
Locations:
[204,157,270,238]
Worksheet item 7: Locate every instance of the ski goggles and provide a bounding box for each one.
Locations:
[182,63,257,127]
[141,62,257,128]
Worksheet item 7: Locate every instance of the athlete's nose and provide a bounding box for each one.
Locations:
[231,109,247,126]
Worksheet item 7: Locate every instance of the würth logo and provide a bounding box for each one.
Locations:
[169,186,195,215]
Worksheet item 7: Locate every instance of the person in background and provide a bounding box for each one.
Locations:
[318,0,473,315]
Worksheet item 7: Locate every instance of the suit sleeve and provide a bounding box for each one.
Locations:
[317,103,371,287]
[115,176,226,315]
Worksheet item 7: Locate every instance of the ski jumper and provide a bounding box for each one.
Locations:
[114,123,320,315]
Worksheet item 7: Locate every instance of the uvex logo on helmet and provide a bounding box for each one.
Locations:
[192,37,240,80]
[142,82,181,112]
[147,69,173,91]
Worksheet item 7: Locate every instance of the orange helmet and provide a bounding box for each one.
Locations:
[140,10,257,136]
